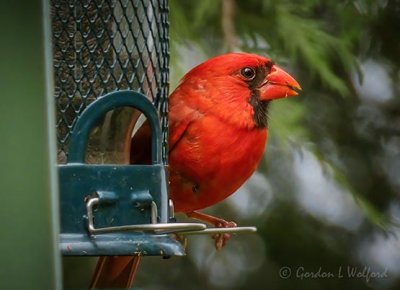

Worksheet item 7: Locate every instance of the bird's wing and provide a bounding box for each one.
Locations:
[168,94,203,153]
[129,99,201,161]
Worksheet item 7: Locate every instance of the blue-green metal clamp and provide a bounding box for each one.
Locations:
[58,91,205,257]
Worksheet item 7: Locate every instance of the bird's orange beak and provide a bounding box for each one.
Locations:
[259,65,301,101]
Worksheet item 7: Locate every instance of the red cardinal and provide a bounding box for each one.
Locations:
[90,53,301,288]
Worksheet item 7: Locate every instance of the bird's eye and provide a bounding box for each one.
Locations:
[240,67,256,80]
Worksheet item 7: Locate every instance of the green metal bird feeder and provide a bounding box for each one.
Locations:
[51,0,204,258]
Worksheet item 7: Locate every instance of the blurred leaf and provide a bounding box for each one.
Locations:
[273,8,352,95]
[268,98,309,144]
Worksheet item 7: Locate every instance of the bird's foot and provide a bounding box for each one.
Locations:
[186,211,237,250]
[212,219,237,250]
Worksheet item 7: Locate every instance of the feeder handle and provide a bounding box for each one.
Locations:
[67,90,162,165]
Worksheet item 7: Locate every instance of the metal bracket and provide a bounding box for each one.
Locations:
[86,196,206,235]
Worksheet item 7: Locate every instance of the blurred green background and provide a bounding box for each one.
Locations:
[134,0,400,289]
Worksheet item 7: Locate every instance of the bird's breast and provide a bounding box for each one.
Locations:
[169,115,267,213]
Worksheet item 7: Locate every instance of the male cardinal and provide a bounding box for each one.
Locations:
[90,53,301,288]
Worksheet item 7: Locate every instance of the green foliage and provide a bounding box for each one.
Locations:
[170,0,363,95]
[272,8,352,95]
[269,99,309,143]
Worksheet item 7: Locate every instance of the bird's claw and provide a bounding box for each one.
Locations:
[212,220,237,250]
[185,211,237,250]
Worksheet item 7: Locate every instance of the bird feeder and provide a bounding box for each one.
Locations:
[52,0,204,257]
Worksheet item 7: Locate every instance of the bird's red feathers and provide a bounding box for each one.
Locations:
[167,53,299,212]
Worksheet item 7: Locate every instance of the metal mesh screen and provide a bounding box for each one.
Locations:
[51,0,169,164]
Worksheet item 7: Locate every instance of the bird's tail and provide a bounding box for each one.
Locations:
[89,256,141,289]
